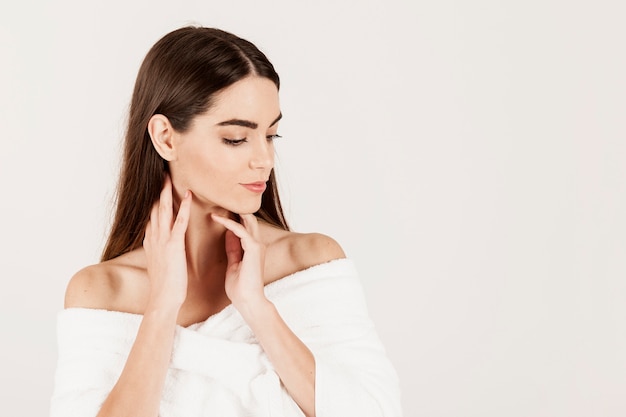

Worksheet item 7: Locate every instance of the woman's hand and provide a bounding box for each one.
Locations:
[212,213,317,417]
[143,175,193,310]
[210,213,267,309]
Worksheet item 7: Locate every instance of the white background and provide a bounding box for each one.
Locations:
[1,0,625,416]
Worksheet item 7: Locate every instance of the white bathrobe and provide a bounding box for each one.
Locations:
[50,258,403,416]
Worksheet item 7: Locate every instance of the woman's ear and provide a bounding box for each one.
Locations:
[148,114,177,161]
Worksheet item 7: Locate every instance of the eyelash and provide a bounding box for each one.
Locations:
[222,134,282,146]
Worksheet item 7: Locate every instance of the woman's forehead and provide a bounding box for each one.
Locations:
[199,78,281,127]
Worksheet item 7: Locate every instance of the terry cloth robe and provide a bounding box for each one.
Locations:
[50,258,403,417]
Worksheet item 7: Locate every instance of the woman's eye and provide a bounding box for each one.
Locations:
[267,134,282,141]
[222,138,247,146]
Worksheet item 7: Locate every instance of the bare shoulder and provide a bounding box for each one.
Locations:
[288,232,346,265]
[64,249,148,312]
[259,222,346,283]
[64,262,117,309]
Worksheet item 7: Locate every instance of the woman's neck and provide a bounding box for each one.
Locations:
[180,200,233,284]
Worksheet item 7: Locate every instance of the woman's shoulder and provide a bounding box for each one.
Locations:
[64,249,148,311]
[259,222,346,284]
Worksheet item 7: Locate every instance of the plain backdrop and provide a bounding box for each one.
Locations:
[1,0,625,416]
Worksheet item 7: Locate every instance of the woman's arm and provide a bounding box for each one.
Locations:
[65,178,192,417]
[211,213,345,417]
[94,307,179,417]
[238,298,317,416]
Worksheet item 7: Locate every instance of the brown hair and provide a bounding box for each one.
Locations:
[101,26,289,262]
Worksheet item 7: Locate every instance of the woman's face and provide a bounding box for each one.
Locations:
[170,76,281,215]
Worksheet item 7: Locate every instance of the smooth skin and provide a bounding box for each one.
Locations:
[64,76,345,417]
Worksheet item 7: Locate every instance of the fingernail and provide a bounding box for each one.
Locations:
[185,190,190,198]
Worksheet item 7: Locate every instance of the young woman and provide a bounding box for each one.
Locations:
[50,26,402,417]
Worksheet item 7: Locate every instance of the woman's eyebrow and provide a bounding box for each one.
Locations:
[269,113,282,127]
[216,113,282,129]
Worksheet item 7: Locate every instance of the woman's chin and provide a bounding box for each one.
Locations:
[191,194,262,216]
[234,202,263,216]
[216,198,263,216]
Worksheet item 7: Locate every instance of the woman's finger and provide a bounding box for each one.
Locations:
[211,213,261,253]
[224,229,243,265]
[171,190,192,240]
[210,214,250,239]
[143,220,152,249]
[158,175,174,235]
[239,213,260,240]
[150,201,160,233]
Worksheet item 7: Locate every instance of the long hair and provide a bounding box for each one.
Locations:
[101,26,289,262]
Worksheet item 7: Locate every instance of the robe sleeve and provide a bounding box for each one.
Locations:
[49,309,138,417]
[271,261,404,417]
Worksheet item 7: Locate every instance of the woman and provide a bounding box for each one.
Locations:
[50,26,402,417]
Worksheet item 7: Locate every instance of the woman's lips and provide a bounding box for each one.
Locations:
[241,182,267,193]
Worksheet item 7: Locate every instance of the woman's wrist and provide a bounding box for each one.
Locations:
[143,301,181,324]
[235,296,274,324]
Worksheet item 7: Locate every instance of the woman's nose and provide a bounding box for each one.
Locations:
[249,137,274,169]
